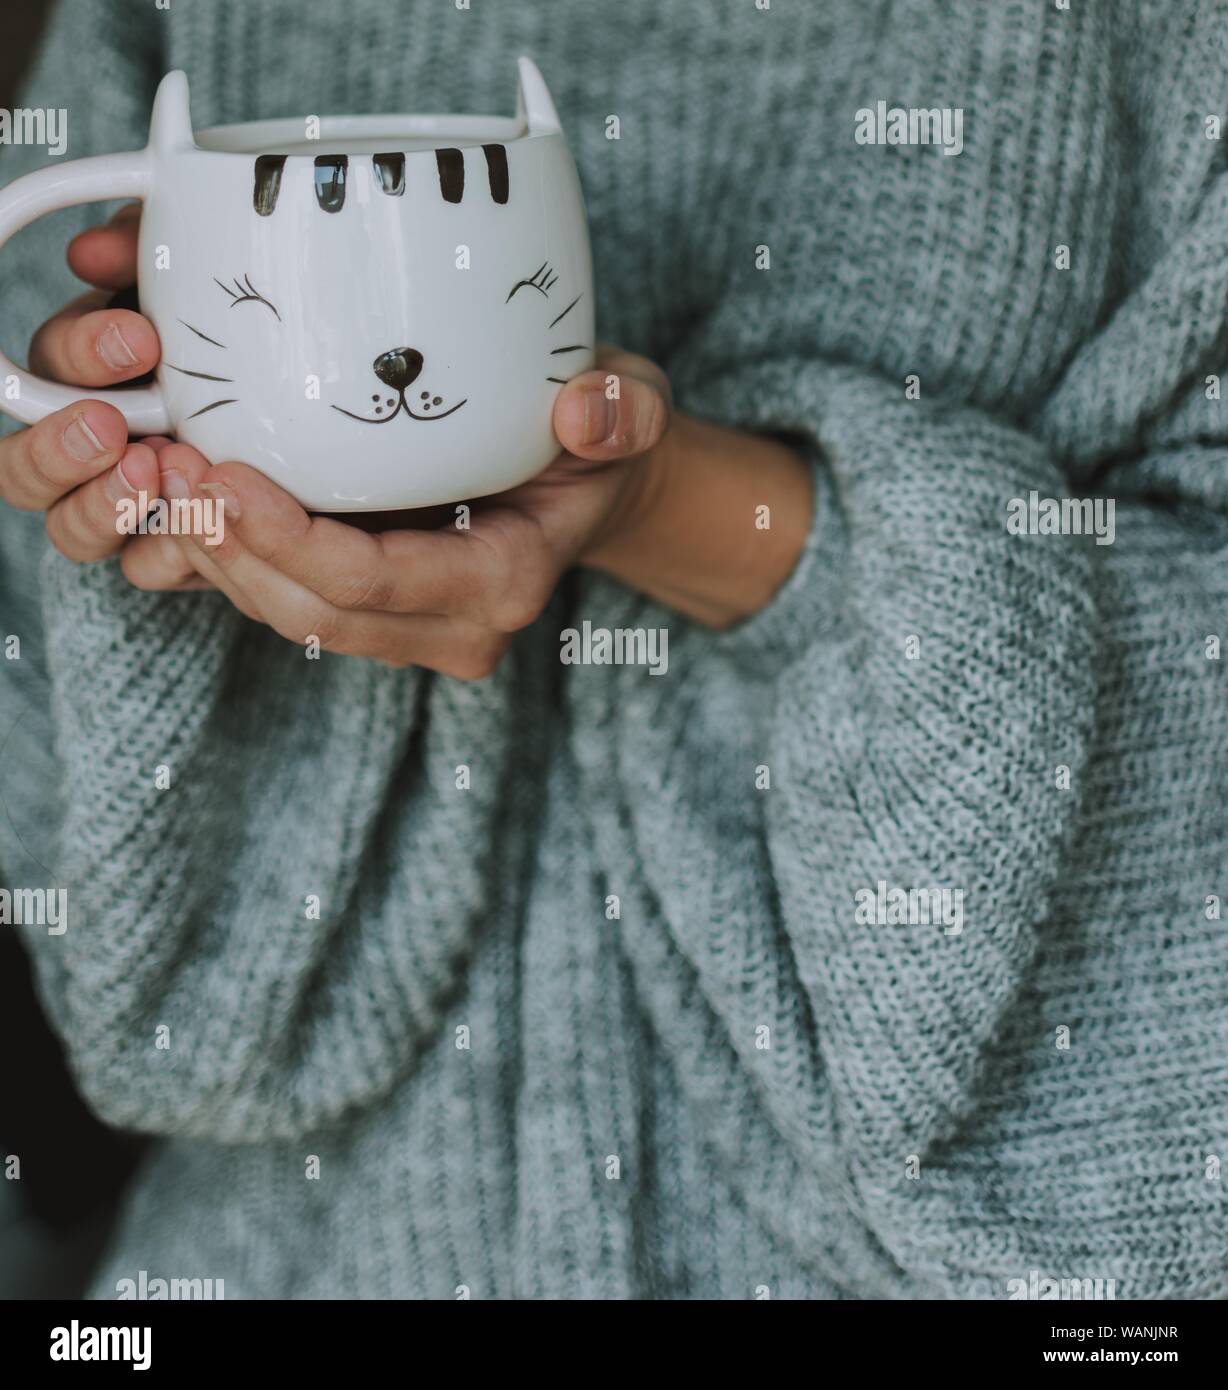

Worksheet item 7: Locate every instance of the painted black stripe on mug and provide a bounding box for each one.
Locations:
[314,155,348,212]
[373,153,405,196]
[482,144,509,203]
[436,148,465,203]
[253,154,287,216]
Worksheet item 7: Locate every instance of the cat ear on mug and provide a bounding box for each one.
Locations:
[147,69,196,153]
[516,56,562,136]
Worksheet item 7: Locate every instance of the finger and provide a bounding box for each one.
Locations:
[65,204,141,291]
[158,445,261,612]
[157,443,247,601]
[44,442,160,562]
[29,298,160,387]
[552,349,672,461]
[198,461,537,623]
[165,465,506,672]
[173,548,269,621]
[184,507,499,671]
[164,463,368,624]
[0,399,130,510]
[198,535,497,672]
[28,295,160,386]
[121,534,214,592]
[156,441,213,511]
[26,290,108,375]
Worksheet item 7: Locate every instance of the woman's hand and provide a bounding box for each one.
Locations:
[0,205,165,559]
[123,343,814,675]
[1,221,813,672]
[121,347,673,676]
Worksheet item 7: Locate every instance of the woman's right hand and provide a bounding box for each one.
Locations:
[0,204,164,560]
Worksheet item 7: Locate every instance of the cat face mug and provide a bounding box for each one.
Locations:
[0,61,595,511]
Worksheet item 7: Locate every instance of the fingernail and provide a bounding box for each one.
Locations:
[62,412,107,463]
[198,480,241,520]
[161,469,190,500]
[103,456,138,504]
[581,387,616,445]
[98,321,138,370]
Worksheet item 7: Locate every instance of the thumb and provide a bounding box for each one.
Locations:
[553,349,672,461]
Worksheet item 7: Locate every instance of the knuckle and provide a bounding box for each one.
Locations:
[489,579,547,633]
[376,648,417,671]
[197,529,240,566]
[637,383,671,450]
[447,637,508,681]
[118,546,149,588]
[78,495,117,553]
[24,420,63,496]
[290,603,343,650]
[476,529,550,632]
[63,319,98,381]
[156,534,189,576]
[476,531,517,593]
[44,507,90,563]
[119,543,163,589]
[75,489,117,555]
[0,449,28,508]
[328,566,395,612]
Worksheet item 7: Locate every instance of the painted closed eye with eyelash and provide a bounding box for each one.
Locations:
[506,261,557,301]
[214,274,280,318]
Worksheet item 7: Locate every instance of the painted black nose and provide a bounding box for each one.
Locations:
[373,347,423,391]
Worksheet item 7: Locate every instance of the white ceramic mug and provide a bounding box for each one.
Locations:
[0,60,595,511]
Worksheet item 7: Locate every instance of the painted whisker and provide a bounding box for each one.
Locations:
[186,399,238,419]
[180,320,228,349]
[166,364,234,382]
[548,294,582,328]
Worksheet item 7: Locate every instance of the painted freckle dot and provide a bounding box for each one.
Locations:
[421,392,429,400]
[432,396,442,405]
[372,394,379,402]
[386,398,396,407]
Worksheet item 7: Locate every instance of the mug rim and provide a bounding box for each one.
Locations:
[192,112,547,158]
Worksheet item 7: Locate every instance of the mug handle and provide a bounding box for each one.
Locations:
[0,149,170,435]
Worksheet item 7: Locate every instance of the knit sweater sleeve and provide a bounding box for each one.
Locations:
[571,68,1228,1291]
[582,365,1096,1152]
[26,556,535,1143]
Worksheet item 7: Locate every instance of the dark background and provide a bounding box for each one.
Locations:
[0,0,146,1299]
[0,1,49,109]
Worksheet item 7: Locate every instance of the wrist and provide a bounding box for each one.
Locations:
[579,411,814,629]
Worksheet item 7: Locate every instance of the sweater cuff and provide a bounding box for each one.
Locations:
[707,446,847,669]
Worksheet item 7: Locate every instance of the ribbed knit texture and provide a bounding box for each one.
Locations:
[1,0,1226,1297]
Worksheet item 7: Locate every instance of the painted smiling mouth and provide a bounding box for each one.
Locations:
[332,389,468,424]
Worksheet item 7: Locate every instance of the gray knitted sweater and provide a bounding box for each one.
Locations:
[1,0,1226,1299]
